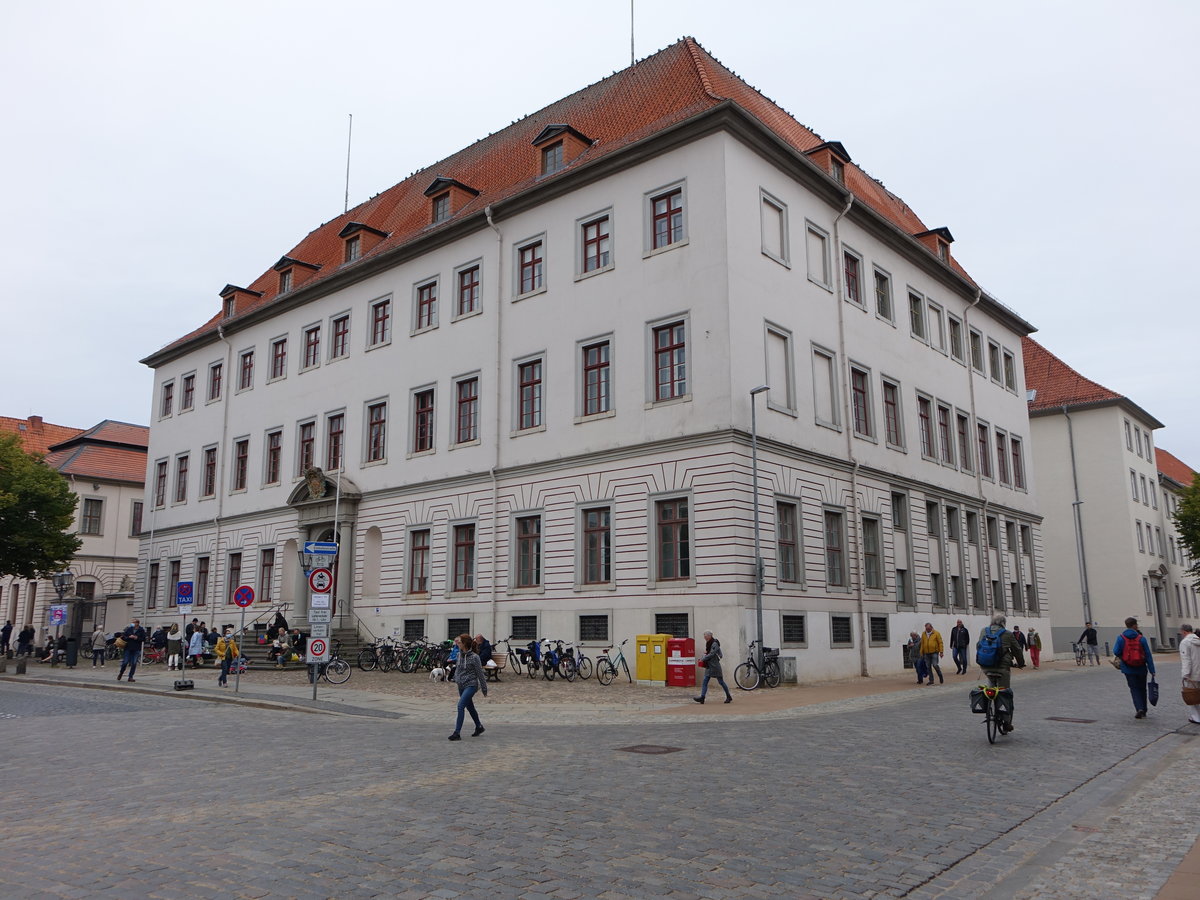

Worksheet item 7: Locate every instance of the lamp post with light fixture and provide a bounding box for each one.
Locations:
[50,571,74,667]
[750,385,769,673]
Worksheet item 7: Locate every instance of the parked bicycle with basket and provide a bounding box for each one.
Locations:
[733,639,781,691]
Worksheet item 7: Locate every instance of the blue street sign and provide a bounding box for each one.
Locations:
[176,581,194,605]
[303,541,338,555]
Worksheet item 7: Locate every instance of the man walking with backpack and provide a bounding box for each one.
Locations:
[1113,616,1156,719]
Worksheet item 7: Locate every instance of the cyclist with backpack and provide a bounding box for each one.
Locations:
[976,614,1025,732]
[1113,616,1156,719]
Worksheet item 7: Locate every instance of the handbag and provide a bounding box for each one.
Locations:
[1148,676,1159,707]
[1108,656,1121,670]
[1182,685,1200,706]
[697,659,707,668]
[115,637,127,650]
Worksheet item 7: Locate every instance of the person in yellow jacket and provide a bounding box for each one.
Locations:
[214,627,240,687]
[919,622,944,685]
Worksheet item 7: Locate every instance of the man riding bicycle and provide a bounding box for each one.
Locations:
[977,613,1026,731]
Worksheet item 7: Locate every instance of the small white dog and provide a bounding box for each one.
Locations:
[430,667,447,682]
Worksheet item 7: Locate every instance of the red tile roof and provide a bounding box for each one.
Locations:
[55,420,149,450]
[44,444,147,485]
[1022,337,1163,427]
[147,37,1021,364]
[1156,448,1197,489]
[0,415,83,456]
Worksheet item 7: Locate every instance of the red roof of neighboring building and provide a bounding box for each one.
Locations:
[1156,447,1197,489]
[1022,336,1163,427]
[147,37,1023,364]
[0,415,83,456]
[43,420,149,486]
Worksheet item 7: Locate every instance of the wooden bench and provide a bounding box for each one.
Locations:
[485,653,508,682]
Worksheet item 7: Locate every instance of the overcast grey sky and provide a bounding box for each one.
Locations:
[3,1,1197,465]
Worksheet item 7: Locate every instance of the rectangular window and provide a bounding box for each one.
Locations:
[456,265,480,317]
[196,555,209,607]
[869,616,889,644]
[147,562,159,609]
[582,341,611,416]
[452,524,475,592]
[516,515,543,587]
[651,188,684,250]
[370,299,391,346]
[278,269,292,294]
[1130,469,1139,500]
[130,500,143,536]
[917,396,935,458]
[931,572,946,607]
[909,292,926,339]
[803,223,831,287]
[812,346,838,426]
[656,498,690,581]
[298,421,315,473]
[1003,350,1017,390]
[831,615,853,647]
[579,614,610,643]
[850,367,872,437]
[782,614,807,645]
[843,251,862,305]
[648,321,687,401]
[432,192,450,223]
[270,338,287,379]
[232,439,248,491]
[331,314,350,359]
[956,413,973,472]
[971,578,984,610]
[412,389,435,453]
[1005,520,1017,551]
[403,619,426,641]
[1010,437,1025,489]
[227,552,242,604]
[1140,474,1149,505]
[896,569,911,606]
[1155,526,1165,557]
[1125,419,1133,451]
[518,240,544,294]
[988,340,1002,382]
[995,431,1010,485]
[1020,524,1032,554]
[344,235,360,263]
[966,510,979,545]
[969,329,984,373]
[415,281,438,331]
[1150,483,1158,510]
[264,431,281,484]
[160,381,174,417]
[174,454,189,503]
[928,304,945,352]
[81,498,103,535]
[655,613,690,638]
[945,506,960,542]
[950,575,964,609]
[948,317,964,362]
[408,529,430,593]
[541,141,563,174]
[760,192,787,263]
[510,615,537,642]
[367,402,387,462]
[518,359,543,429]
[891,492,908,532]
[303,326,321,368]
[154,459,168,507]
[200,447,216,498]
[883,380,903,446]
[937,403,954,464]
[874,269,893,321]
[862,517,882,589]
[208,362,223,401]
[582,216,611,273]
[259,549,275,604]
[992,580,1003,610]
[181,374,195,411]
[926,501,941,539]
[238,350,254,390]
[455,377,479,444]
[582,506,612,585]
[824,509,846,588]
[978,423,993,478]
[777,500,800,584]
[987,516,999,549]
[326,414,344,470]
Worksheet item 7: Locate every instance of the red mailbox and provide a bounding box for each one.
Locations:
[666,637,696,687]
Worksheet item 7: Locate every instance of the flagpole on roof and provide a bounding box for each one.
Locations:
[630,1,635,66]
[344,113,353,214]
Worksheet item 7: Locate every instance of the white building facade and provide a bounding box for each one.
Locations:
[138,39,1047,680]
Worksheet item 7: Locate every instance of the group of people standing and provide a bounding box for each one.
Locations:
[906,619,1042,685]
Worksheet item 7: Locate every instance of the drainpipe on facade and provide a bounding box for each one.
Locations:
[964,290,993,615]
[1063,406,1092,626]
[831,195,870,677]
[485,206,503,640]
[213,325,233,619]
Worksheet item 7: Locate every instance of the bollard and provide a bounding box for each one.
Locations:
[0,657,6,673]
[15,657,27,675]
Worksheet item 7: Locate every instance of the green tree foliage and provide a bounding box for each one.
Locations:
[0,433,81,578]
[1175,472,1200,586]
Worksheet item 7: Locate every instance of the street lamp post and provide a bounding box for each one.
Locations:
[750,385,769,673]
[51,571,74,668]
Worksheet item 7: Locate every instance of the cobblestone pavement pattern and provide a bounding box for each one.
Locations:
[2,662,1197,899]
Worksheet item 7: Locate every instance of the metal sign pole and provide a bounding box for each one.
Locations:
[235,605,246,693]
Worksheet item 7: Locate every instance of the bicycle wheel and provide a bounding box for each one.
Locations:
[527,657,539,679]
[357,649,377,671]
[575,656,592,680]
[763,660,781,688]
[325,658,351,684]
[596,659,615,685]
[985,704,999,744]
[542,658,557,681]
[557,658,576,682]
[734,662,760,691]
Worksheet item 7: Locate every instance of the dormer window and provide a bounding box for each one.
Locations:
[278,269,292,294]
[432,192,450,224]
[541,141,564,175]
[223,296,236,318]
[219,284,263,320]
[344,235,361,263]
[338,222,388,263]
[831,157,845,185]
[937,241,949,262]
[913,227,955,264]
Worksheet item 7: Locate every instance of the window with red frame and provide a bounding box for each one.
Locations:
[202,447,216,497]
[174,455,188,503]
[582,216,610,272]
[416,282,437,330]
[270,338,287,379]
[232,439,248,491]
[408,529,430,593]
[1011,437,1025,489]
[457,266,479,316]
[326,414,344,470]
[413,390,434,452]
[227,552,241,604]
[977,424,992,478]
[653,322,686,400]
[303,326,320,368]
[147,563,159,609]
[331,315,349,358]
[367,402,387,461]
[883,382,902,446]
[265,431,282,484]
[370,299,391,346]
[160,382,173,417]
[456,378,478,444]
[181,374,194,411]
[917,397,934,457]
[208,362,223,401]
[298,422,315,472]
[452,524,475,592]
[656,498,690,580]
[518,360,543,429]
[844,252,861,304]
[259,549,275,603]
[651,189,683,249]
[515,515,542,587]
[995,432,1010,484]
[154,460,168,507]
[850,368,870,436]
[582,506,611,584]
[582,341,610,415]
[937,404,954,463]
[518,242,543,294]
[238,351,254,390]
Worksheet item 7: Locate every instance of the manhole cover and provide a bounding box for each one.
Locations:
[1046,717,1097,724]
[616,744,683,755]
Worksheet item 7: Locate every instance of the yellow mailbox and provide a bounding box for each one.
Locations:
[649,634,670,683]
[636,634,654,681]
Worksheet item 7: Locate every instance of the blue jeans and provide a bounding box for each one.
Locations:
[1123,668,1149,713]
[951,646,967,673]
[119,648,140,679]
[699,673,731,700]
[454,684,481,734]
[219,657,233,685]
[923,653,942,683]
[91,648,106,666]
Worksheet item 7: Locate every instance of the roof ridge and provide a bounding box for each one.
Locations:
[682,36,721,101]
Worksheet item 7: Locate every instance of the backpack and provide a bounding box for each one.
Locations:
[1120,633,1146,667]
[976,627,1006,668]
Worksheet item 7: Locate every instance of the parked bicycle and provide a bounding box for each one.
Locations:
[970,671,1014,743]
[733,640,781,691]
[1071,642,1088,666]
[595,638,632,685]
[559,640,592,680]
[357,636,397,672]
[308,639,351,685]
[141,646,167,666]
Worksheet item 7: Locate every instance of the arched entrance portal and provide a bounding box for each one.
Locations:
[286,470,361,625]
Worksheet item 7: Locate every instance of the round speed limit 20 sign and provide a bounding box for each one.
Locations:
[308,567,333,593]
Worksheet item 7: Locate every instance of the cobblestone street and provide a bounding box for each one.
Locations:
[1,660,1197,898]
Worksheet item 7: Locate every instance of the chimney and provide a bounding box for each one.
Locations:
[29,415,43,432]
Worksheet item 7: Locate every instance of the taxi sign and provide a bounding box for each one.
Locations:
[176,582,194,605]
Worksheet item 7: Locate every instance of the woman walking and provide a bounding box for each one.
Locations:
[448,633,487,741]
[187,626,206,668]
[166,623,183,670]
[693,631,733,704]
[214,626,239,687]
